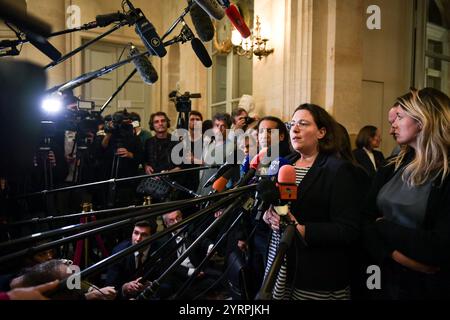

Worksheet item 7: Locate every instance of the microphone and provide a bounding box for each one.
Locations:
[125,0,166,58]
[264,157,290,179]
[240,154,250,176]
[190,2,215,42]
[255,178,279,220]
[0,0,51,39]
[193,0,225,20]
[128,45,158,84]
[212,170,232,193]
[134,11,167,58]
[95,12,127,27]
[224,4,251,38]
[276,165,297,203]
[191,37,213,68]
[203,162,236,188]
[235,148,267,187]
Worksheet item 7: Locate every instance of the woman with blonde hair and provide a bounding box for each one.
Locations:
[363,87,450,299]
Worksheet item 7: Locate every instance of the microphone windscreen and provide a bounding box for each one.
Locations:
[193,0,225,20]
[225,4,251,38]
[250,148,268,170]
[191,38,212,68]
[278,165,296,184]
[212,176,228,192]
[277,165,297,201]
[129,46,158,84]
[257,179,279,204]
[190,2,215,42]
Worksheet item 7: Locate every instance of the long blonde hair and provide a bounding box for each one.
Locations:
[392,87,450,187]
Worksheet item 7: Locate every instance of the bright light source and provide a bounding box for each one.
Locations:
[41,96,62,114]
[231,29,242,46]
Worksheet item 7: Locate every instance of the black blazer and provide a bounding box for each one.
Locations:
[154,231,212,280]
[105,240,151,294]
[279,152,364,291]
[352,148,385,178]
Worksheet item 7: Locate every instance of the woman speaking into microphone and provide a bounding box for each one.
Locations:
[262,104,363,300]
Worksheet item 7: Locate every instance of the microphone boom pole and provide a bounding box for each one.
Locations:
[0,185,256,260]
[46,190,241,296]
[19,165,219,199]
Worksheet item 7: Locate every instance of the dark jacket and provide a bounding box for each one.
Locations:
[154,230,212,280]
[105,240,152,296]
[352,148,385,178]
[280,152,364,291]
[361,151,450,298]
[362,151,450,267]
[144,134,178,173]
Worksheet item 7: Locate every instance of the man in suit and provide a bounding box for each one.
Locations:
[105,220,156,299]
[155,210,223,299]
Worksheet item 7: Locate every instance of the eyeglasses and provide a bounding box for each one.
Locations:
[286,120,311,130]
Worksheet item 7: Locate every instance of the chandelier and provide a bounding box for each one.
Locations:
[231,16,274,60]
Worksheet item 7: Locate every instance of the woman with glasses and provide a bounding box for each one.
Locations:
[363,87,450,299]
[262,103,363,300]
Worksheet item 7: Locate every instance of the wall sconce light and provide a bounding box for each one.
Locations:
[231,16,274,60]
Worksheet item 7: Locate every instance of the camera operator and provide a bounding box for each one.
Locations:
[98,110,143,207]
[100,110,143,177]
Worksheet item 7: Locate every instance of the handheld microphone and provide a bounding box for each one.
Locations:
[193,0,225,20]
[255,178,280,220]
[128,46,158,84]
[211,167,235,193]
[191,37,213,68]
[277,165,298,202]
[224,4,251,38]
[190,2,215,42]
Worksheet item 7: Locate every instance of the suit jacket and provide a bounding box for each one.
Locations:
[352,148,385,178]
[280,152,364,291]
[154,230,211,280]
[105,240,151,294]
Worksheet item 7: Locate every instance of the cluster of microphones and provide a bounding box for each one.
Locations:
[205,148,298,225]
[99,0,253,87]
